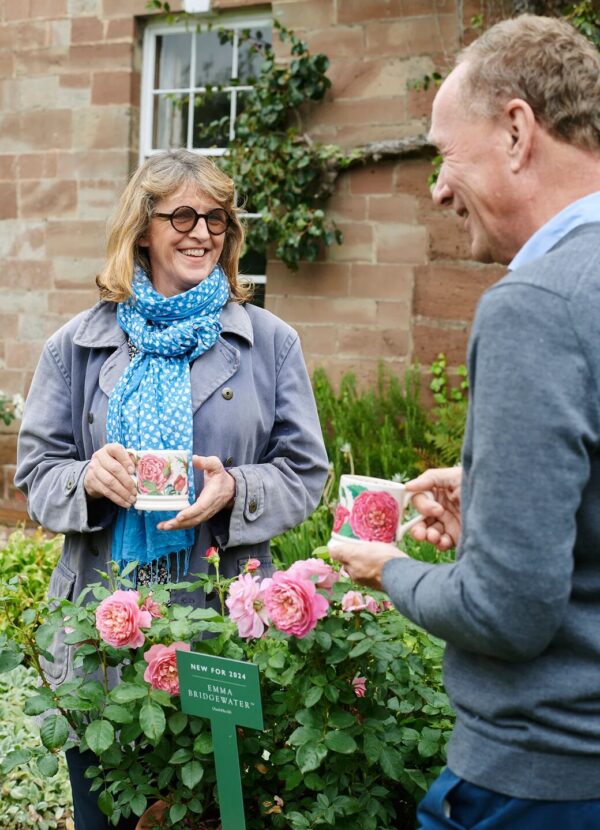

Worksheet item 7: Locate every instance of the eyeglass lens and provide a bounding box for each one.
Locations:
[171,206,229,235]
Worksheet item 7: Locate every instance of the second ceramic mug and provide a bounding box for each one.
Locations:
[331,474,426,544]
[127,449,190,512]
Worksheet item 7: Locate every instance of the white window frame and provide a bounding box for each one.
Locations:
[140,12,271,288]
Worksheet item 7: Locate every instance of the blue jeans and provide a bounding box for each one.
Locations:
[66,748,137,830]
[417,768,600,830]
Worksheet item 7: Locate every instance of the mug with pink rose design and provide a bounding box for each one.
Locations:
[330,474,427,545]
[127,449,190,512]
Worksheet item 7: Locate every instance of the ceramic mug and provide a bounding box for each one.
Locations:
[127,449,190,512]
[330,474,427,544]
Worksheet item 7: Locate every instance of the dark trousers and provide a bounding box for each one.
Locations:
[417,768,600,830]
[66,748,138,830]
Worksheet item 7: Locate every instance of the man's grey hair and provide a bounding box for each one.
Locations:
[457,14,600,153]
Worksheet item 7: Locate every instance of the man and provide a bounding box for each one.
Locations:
[329,14,600,830]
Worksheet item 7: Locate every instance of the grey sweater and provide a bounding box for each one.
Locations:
[383,223,600,800]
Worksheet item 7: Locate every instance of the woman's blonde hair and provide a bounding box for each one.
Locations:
[97,149,251,303]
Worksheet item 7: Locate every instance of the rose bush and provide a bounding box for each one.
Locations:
[0,553,453,830]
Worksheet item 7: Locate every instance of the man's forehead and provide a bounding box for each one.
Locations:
[428,64,468,146]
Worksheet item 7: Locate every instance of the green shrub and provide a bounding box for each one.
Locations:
[0,665,73,830]
[0,528,63,643]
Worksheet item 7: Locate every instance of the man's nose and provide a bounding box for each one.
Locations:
[431,169,453,208]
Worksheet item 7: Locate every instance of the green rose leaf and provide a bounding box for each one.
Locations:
[130,793,148,817]
[36,753,59,777]
[193,733,213,755]
[348,638,373,658]
[158,766,175,790]
[296,742,327,773]
[140,700,166,743]
[170,804,187,823]
[85,720,115,756]
[304,685,323,707]
[98,790,115,817]
[181,760,204,789]
[35,622,57,651]
[110,683,147,704]
[168,712,188,735]
[323,730,357,754]
[328,710,355,729]
[103,704,134,724]
[379,745,404,781]
[169,748,193,765]
[40,714,69,750]
[363,732,382,764]
[288,726,321,746]
[24,694,54,716]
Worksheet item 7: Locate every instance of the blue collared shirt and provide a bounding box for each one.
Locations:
[509,190,600,271]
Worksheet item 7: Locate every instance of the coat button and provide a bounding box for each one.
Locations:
[224,456,234,467]
[65,477,74,492]
[87,412,94,424]
[248,498,258,514]
[222,387,234,400]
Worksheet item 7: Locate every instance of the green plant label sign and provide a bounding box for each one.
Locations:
[177,651,264,830]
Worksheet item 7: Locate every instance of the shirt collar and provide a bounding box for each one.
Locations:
[509,191,600,271]
[74,299,254,348]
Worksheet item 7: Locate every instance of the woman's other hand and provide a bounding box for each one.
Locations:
[156,455,235,531]
[84,443,136,509]
[405,467,462,551]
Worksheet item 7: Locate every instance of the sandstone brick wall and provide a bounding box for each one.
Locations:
[0,0,501,513]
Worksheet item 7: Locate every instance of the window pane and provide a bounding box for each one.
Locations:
[239,247,267,277]
[153,94,190,149]
[237,26,272,83]
[192,91,231,148]
[155,33,192,90]
[249,280,265,308]
[194,30,233,87]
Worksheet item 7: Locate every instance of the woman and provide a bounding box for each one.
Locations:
[15,149,329,829]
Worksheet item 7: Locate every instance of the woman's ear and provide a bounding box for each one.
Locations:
[138,234,149,249]
[504,98,536,173]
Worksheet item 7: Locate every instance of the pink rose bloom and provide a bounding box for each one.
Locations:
[333,504,350,533]
[95,590,152,648]
[226,573,270,639]
[141,594,162,619]
[137,454,169,495]
[143,642,190,695]
[352,676,367,698]
[262,572,329,638]
[341,590,367,612]
[245,558,262,573]
[382,601,394,611]
[349,491,399,543]
[364,595,380,614]
[288,558,339,592]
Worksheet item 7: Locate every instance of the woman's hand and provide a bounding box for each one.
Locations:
[405,467,462,550]
[157,455,235,531]
[84,443,136,509]
[328,540,407,591]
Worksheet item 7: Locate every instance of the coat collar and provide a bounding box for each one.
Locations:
[73,299,254,349]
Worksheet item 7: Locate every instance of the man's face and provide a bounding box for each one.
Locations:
[429,64,519,265]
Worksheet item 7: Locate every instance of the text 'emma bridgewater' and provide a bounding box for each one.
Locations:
[186,685,255,709]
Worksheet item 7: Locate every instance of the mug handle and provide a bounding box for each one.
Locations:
[396,490,434,541]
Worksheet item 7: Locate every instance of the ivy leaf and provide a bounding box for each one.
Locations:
[323,730,357,754]
[40,714,69,750]
[85,720,115,756]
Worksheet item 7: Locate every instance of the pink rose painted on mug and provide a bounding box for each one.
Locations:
[137,454,169,495]
[349,490,399,543]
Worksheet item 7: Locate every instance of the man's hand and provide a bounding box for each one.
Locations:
[157,455,235,531]
[84,443,136,509]
[405,467,462,551]
[327,540,407,591]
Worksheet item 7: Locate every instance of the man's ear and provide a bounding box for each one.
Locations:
[504,98,536,173]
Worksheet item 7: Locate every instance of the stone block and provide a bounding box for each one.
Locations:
[18,152,58,179]
[5,76,59,111]
[350,263,413,300]
[327,221,374,263]
[337,0,403,25]
[306,26,364,59]
[71,16,104,43]
[72,107,131,150]
[102,0,153,14]
[47,289,99,314]
[0,434,17,466]
[53,257,104,289]
[91,71,134,105]
[46,220,106,258]
[19,179,77,218]
[266,260,350,298]
[412,321,469,367]
[0,155,17,179]
[5,339,46,370]
[3,260,54,291]
[368,194,418,224]
[376,223,428,264]
[295,324,338,356]
[270,295,377,325]
[5,0,32,20]
[78,178,126,218]
[106,18,136,40]
[326,192,367,223]
[0,220,46,261]
[338,325,410,358]
[68,42,133,72]
[15,48,69,78]
[0,109,72,152]
[0,20,48,51]
[425,210,472,260]
[396,157,437,198]
[57,149,130,180]
[0,314,18,340]
[49,20,71,49]
[306,96,406,130]
[274,0,334,30]
[348,162,396,195]
[365,19,445,58]
[0,183,17,219]
[414,262,502,321]
[375,299,411,327]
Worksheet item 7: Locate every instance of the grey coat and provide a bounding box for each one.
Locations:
[15,300,328,685]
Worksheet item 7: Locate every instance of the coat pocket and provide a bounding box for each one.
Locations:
[40,558,77,686]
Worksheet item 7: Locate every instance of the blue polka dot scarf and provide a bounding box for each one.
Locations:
[106,264,230,578]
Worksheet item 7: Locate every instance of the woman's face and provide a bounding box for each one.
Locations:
[139,181,227,297]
